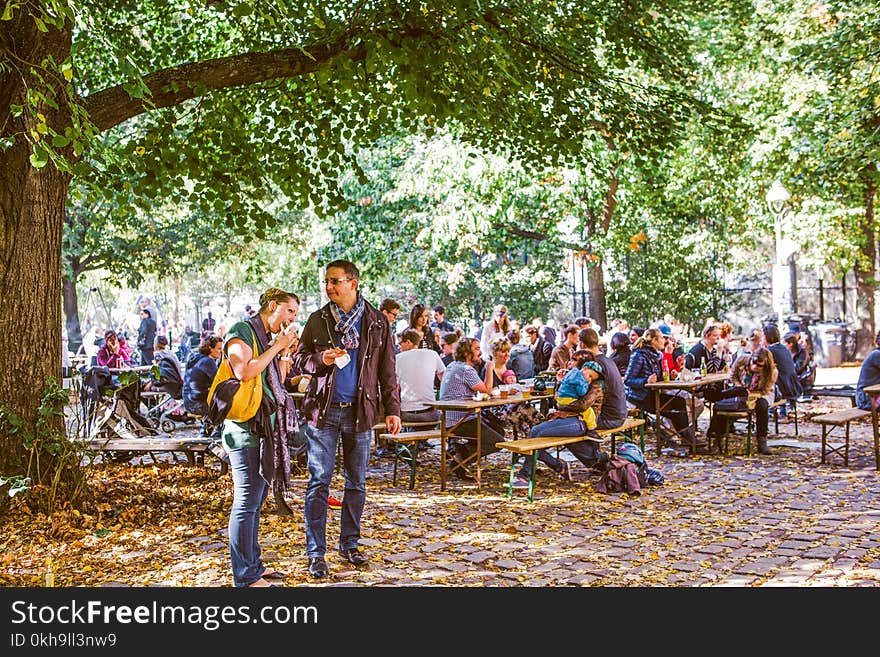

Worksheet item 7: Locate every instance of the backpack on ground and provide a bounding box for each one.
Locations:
[616,442,664,486]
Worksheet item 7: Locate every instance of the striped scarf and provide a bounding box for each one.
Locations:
[330,294,365,350]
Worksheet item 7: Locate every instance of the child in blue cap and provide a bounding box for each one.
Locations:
[555,351,605,439]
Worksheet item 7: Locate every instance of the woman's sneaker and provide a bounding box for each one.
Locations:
[328,494,342,510]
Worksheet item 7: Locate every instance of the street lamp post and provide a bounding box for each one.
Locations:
[766,180,796,326]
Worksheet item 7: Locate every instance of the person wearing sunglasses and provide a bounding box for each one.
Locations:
[479,304,512,361]
[706,347,778,454]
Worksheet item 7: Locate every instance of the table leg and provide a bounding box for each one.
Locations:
[440,409,447,492]
[475,410,482,489]
[654,389,662,457]
[872,400,880,471]
[689,394,697,454]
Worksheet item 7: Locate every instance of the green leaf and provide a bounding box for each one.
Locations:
[52,134,70,147]
[1,1,19,21]
[232,3,253,18]
[29,143,48,168]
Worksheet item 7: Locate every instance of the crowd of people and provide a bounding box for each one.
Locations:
[75,265,866,588]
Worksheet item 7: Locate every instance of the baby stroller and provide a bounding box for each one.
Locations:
[80,366,159,459]
[142,355,198,434]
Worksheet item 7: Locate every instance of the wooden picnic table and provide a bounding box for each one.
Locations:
[426,391,553,490]
[645,371,729,456]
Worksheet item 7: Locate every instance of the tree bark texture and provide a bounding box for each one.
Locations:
[62,277,82,353]
[0,19,72,475]
[855,174,876,358]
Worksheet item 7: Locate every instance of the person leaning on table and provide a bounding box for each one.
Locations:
[438,337,505,480]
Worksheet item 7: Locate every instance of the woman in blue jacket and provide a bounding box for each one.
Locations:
[183,333,222,435]
[624,328,694,448]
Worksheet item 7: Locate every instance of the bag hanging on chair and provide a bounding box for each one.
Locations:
[206,328,262,424]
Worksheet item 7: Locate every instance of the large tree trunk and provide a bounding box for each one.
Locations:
[588,264,608,330]
[0,19,72,487]
[855,173,876,358]
[62,277,83,354]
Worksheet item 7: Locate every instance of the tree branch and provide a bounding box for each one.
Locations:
[83,34,367,132]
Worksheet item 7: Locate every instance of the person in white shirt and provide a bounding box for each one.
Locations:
[480,304,512,360]
[395,328,445,425]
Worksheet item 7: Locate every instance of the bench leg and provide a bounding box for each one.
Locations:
[528,452,537,502]
[746,413,752,457]
[821,425,828,464]
[392,440,400,486]
[844,422,850,467]
[409,441,419,490]
[507,453,517,499]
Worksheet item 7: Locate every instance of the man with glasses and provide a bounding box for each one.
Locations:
[293,260,401,578]
[379,298,402,353]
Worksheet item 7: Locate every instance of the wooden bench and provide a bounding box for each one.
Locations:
[712,399,790,455]
[376,429,442,489]
[372,419,441,448]
[809,385,857,407]
[85,435,226,472]
[494,417,646,501]
[812,408,872,467]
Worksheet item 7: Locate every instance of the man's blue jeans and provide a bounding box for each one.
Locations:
[305,405,371,558]
[227,445,268,587]
[516,415,599,478]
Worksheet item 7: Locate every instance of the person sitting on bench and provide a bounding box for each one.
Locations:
[512,352,607,487]
[856,330,880,411]
[706,347,778,455]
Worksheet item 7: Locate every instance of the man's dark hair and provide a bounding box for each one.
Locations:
[579,327,599,349]
[574,316,591,327]
[380,298,400,313]
[441,331,459,346]
[326,259,360,280]
[454,337,478,362]
[609,331,630,351]
[399,328,421,345]
[432,305,445,314]
[563,324,579,337]
[198,333,222,355]
[763,323,781,345]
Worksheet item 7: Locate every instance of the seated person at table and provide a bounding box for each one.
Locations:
[438,338,505,480]
[95,329,135,368]
[513,353,607,487]
[390,328,445,454]
[555,354,604,441]
[784,331,815,400]
[764,323,802,418]
[183,333,223,437]
[684,323,723,372]
[706,347,777,455]
[625,328,697,448]
[481,337,540,439]
[856,330,880,411]
[507,328,535,381]
[143,335,184,398]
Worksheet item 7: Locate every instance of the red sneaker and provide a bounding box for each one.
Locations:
[328,494,343,510]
